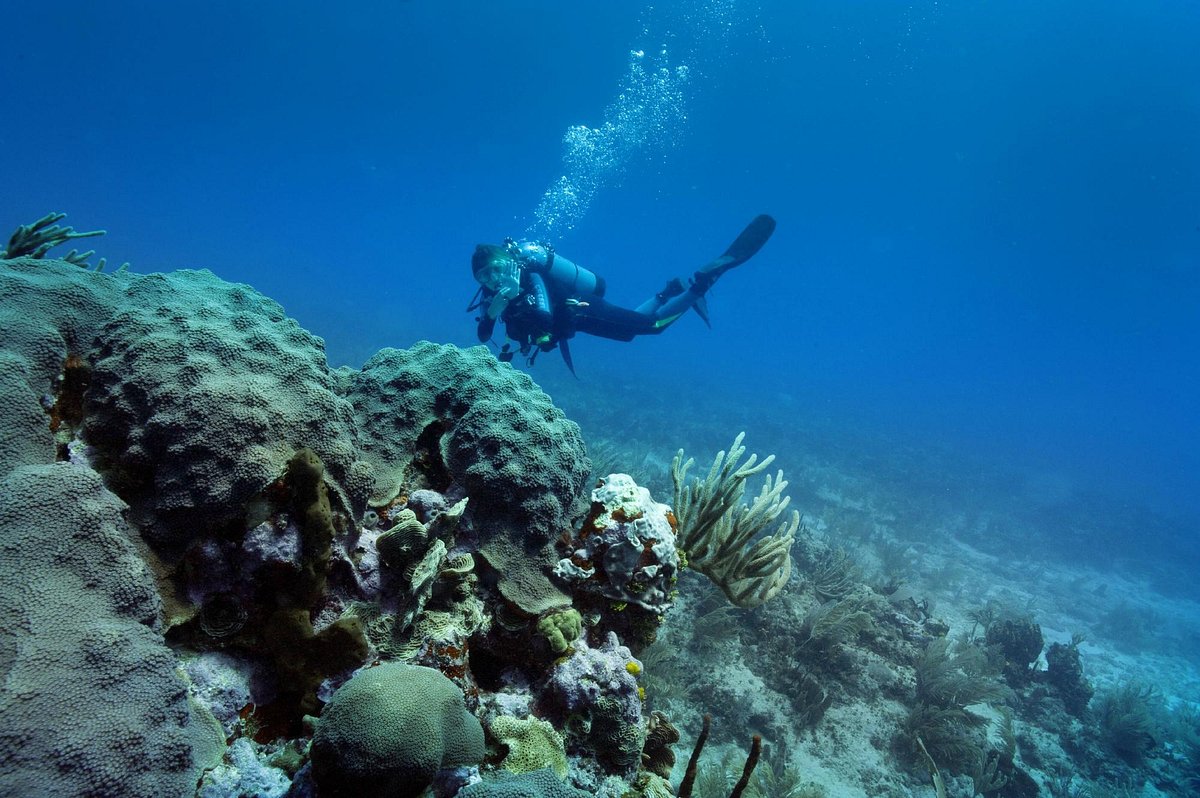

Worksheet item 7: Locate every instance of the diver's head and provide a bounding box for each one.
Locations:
[473,243,521,320]
[472,244,520,295]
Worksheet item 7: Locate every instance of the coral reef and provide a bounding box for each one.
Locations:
[0,244,597,796]
[5,217,1193,798]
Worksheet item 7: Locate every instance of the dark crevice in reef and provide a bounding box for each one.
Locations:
[412,419,452,491]
[47,353,91,460]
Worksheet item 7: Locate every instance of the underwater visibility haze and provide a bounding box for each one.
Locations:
[2,1,1200,796]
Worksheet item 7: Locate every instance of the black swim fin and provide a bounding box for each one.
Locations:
[559,338,578,377]
[720,213,777,267]
[692,214,777,293]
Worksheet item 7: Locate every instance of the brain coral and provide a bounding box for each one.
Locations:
[310,661,485,798]
[346,342,590,543]
[0,462,224,797]
[81,268,373,552]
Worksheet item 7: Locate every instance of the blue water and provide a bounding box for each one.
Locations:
[4,1,1198,571]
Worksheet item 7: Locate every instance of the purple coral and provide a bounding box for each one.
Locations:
[542,632,645,774]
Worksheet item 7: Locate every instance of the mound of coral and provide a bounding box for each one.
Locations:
[0,250,612,796]
[2,231,877,798]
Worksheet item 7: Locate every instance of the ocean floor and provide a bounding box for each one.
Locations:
[537,367,1200,798]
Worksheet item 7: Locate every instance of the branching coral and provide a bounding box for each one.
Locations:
[671,433,798,608]
[1,211,121,270]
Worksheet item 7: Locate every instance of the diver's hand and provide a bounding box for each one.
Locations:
[486,284,519,320]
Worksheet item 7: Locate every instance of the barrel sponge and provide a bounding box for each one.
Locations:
[347,342,589,541]
[310,662,485,798]
[0,462,225,797]
[81,268,369,550]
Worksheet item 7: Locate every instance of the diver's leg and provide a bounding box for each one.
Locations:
[571,299,667,340]
[633,277,686,314]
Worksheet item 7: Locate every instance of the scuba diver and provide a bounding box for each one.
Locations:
[468,214,776,373]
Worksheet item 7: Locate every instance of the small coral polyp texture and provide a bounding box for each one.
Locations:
[555,473,679,614]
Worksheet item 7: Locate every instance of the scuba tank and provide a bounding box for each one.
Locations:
[509,240,606,297]
[524,271,553,334]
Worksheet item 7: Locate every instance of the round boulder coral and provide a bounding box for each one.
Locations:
[81,269,369,553]
[347,342,589,542]
[310,662,485,798]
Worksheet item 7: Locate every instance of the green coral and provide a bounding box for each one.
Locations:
[489,715,568,778]
[310,662,485,798]
[537,609,582,654]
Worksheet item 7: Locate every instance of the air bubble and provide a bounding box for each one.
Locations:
[526,1,750,241]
